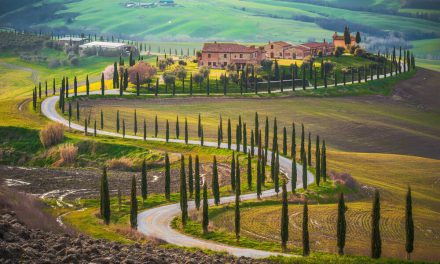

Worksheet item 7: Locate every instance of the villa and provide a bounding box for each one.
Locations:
[332,32,356,49]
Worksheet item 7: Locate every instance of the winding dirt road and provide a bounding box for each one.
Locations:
[41,90,313,258]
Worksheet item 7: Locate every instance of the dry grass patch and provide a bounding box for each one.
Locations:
[39,123,64,148]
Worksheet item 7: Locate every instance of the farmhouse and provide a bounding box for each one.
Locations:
[301,41,333,57]
[264,41,295,59]
[79,41,130,52]
[199,42,265,68]
[58,37,87,46]
[332,32,356,49]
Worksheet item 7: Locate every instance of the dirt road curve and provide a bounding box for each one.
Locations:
[41,90,314,258]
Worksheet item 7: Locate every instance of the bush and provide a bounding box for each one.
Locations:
[107,157,134,170]
[334,47,344,57]
[39,123,64,148]
[69,56,79,66]
[58,143,78,165]
[178,60,187,66]
[354,47,366,57]
[47,59,61,68]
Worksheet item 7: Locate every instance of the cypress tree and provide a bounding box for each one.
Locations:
[101,73,105,95]
[257,157,262,199]
[236,125,241,152]
[100,110,104,130]
[100,167,111,225]
[262,149,267,185]
[405,186,414,260]
[165,153,171,200]
[68,102,72,127]
[155,115,158,137]
[141,159,148,203]
[219,114,223,141]
[134,110,138,135]
[281,180,288,251]
[302,151,307,189]
[94,120,97,136]
[316,136,321,186]
[371,190,381,259]
[303,200,310,256]
[74,76,78,97]
[217,126,221,148]
[176,115,180,139]
[247,153,252,190]
[198,113,202,137]
[255,112,259,146]
[231,152,236,192]
[166,120,169,142]
[53,78,56,95]
[84,118,88,136]
[185,118,188,144]
[202,182,209,234]
[265,116,269,151]
[236,155,241,195]
[300,124,305,160]
[200,126,204,146]
[243,123,247,154]
[337,192,347,255]
[212,156,220,205]
[235,176,240,242]
[116,110,120,133]
[143,119,147,141]
[76,102,80,121]
[188,155,194,198]
[130,175,138,229]
[274,151,280,195]
[321,140,327,182]
[195,155,201,210]
[122,119,126,138]
[291,123,296,158]
[250,130,255,157]
[136,72,140,96]
[291,158,297,193]
[180,155,188,227]
[307,132,312,166]
[227,118,232,150]
[283,127,287,156]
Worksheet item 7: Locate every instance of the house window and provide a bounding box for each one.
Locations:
[208,62,211,66]
[208,53,211,58]
[224,54,227,58]
[224,62,227,66]
[213,62,217,66]
[271,45,274,49]
[240,54,243,58]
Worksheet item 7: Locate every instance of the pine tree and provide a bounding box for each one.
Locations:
[180,155,188,227]
[166,120,169,142]
[281,180,289,251]
[283,127,287,156]
[100,167,111,225]
[247,153,252,190]
[165,153,171,200]
[212,156,220,205]
[202,182,209,234]
[405,186,414,260]
[195,155,201,210]
[302,151,308,190]
[188,155,194,198]
[321,140,327,182]
[371,189,381,259]
[337,192,346,255]
[185,118,188,144]
[130,175,138,229]
[231,152,236,192]
[302,200,310,256]
[141,159,148,203]
[235,176,240,242]
[307,132,312,166]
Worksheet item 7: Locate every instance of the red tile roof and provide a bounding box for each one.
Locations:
[301,42,330,49]
[271,41,292,47]
[202,43,258,53]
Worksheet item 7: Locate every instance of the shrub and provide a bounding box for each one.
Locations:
[69,56,79,66]
[40,123,64,148]
[47,59,61,68]
[128,61,157,85]
[334,47,344,57]
[329,171,359,190]
[58,143,78,165]
[107,157,134,170]
[354,47,366,57]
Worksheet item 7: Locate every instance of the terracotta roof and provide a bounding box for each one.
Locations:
[202,43,258,53]
[333,35,356,41]
[270,41,292,47]
[293,45,311,51]
[301,42,330,49]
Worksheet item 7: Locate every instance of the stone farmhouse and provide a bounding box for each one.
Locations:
[332,32,356,49]
[264,40,332,59]
[198,42,266,68]
[58,37,88,46]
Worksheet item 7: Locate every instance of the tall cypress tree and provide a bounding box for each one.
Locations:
[321,140,327,182]
[316,136,321,186]
[337,192,346,255]
[231,152,236,192]
[101,110,104,130]
[291,123,296,158]
[405,186,414,260]
[300,124,305,160]
[243,123,247,154]
[202,182,209,234]
[235,175,240,242]
[257,157,262,199]
[122,119,126,138]
[165,153,171,200]
[283,127,287,156]
[307,132,312,166]
[227,118,232,150]
[141,159,148,203]
[212,156,220,205]
[274,151,280,195]
[195,155,201,210]
[176,115,180,139]
[166,120,169,142]
[180,155,188,227]
[134,110,138,135]
[74,76,78,97]
[291,159,297,193]
[371,189,381,259]
[281,180,289,251]
[236,155,241,195]
[143,119,147,141]
[155,115,158,137]
[100,167,111,225]
[185,118,188,144]
[116,110,120,133]
[188,155,193,198]
[136,72,140,96]
[101,73,105,95]
[303,200,310,256]
[255,112,259,146]
[247,153,252,190]
[302,151,308,189]
[130,175,138,229]
[250,130,255,157]
[198,113,202,137]
[265,116,269,151]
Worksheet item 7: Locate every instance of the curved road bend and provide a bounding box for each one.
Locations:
[41,90,314,258]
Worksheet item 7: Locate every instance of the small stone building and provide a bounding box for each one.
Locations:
[199,42,265,68]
